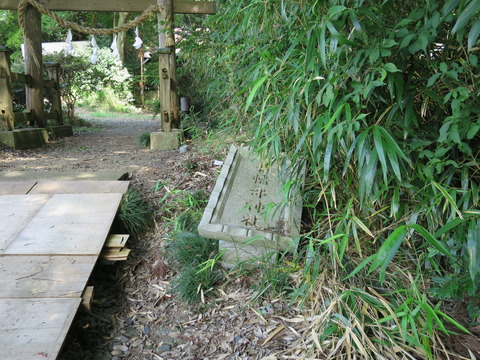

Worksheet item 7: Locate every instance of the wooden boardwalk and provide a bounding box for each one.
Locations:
[0,178,129,360]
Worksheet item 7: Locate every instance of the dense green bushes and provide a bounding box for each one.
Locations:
[178,0,480,356]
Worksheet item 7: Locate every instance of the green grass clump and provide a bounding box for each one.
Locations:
[169,231,218,266]
[168,231,221,304]
[117,188,154,237]
[137,132,151,148]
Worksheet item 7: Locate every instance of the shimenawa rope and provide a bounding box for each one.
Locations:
[18,0,175,66]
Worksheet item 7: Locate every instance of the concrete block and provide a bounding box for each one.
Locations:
[219,240,277,269]
[199,145,304,253]
[47,125,73,140]
[150,129,183,150]
[0,128,48,149]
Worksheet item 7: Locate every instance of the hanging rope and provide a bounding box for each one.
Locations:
[17,0,175,45]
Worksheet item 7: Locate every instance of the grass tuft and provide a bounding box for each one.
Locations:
[137,132,151,148]
[117,188,154,237]
[168,231,221,304]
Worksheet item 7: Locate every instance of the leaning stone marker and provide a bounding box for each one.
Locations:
[198,145,303,266]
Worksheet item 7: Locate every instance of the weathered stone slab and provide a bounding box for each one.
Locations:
[198,145,303,253]
[0,128,48,149]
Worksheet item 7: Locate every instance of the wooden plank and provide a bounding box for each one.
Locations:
[0,298,80,360]
[11,72,31,86]
[0,180,37,194]
[4,193,123,255]
[101,247,131,261]
[0,170,129,181]
[81,286,94,311]
[0,0,216,13]
[13,111,33,124]
[0,194,50,253]
[30,180,130,194]
[105,234,130,248]
[0,255,97,298]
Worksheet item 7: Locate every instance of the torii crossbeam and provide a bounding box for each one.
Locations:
[0,0,215,139]
[0,0,215,14]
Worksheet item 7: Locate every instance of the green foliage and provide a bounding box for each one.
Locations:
[43,47,133,117]
[0,11,23,59]
[155,181,209,233]
[137,132,151,148]
[117,188,153,237]
[178,0,480,354]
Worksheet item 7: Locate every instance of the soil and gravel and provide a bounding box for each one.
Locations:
[0,112,299,360]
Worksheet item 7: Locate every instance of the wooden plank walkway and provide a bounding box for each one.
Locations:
[0,177,130,360]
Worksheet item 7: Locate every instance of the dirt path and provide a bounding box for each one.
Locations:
[2,113,166,178]
[0,112,237,359]
[2,113,294,360]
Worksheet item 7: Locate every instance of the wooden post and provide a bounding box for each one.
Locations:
[157,0,180,131]
[158,49,172,132]
[24,4,45,128]
[44,62,63,125]
[0,47,14,131]
[169,51,180,129]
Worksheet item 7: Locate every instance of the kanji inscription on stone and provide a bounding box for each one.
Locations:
[198,145,303,252]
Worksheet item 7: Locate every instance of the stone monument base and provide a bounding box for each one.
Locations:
[0,128,48,149]
[150,129,183,150]
[219,240,277,268]
[47,125,73,140]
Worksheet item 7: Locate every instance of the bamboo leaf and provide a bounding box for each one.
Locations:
[432,182,464,219]
[319,21,327,69]
[378,126,409,163]
[327,5,347,18]
[433,218,464,238]
[323,104,345,133]
[452,0,480,35]
[363,147,378,200]
[373,126,388,183]
[409,224,456,260]
[344,254,376,280]
[467,220,480,284]
[352,216,375,238]
[391,187,400,218]
[383,62,401,73]
[323,137,334,182]
[368,225,407,282]
[245,75,269,112]
[427,73,442,88]
[326,20,360,46]
[468,18,480,51]
[442,0,461,17]
[435,309,471,334]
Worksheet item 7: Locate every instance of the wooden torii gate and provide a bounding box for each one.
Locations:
[0,0,215,133]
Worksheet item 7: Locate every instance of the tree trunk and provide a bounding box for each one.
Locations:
[116,12,130,64]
